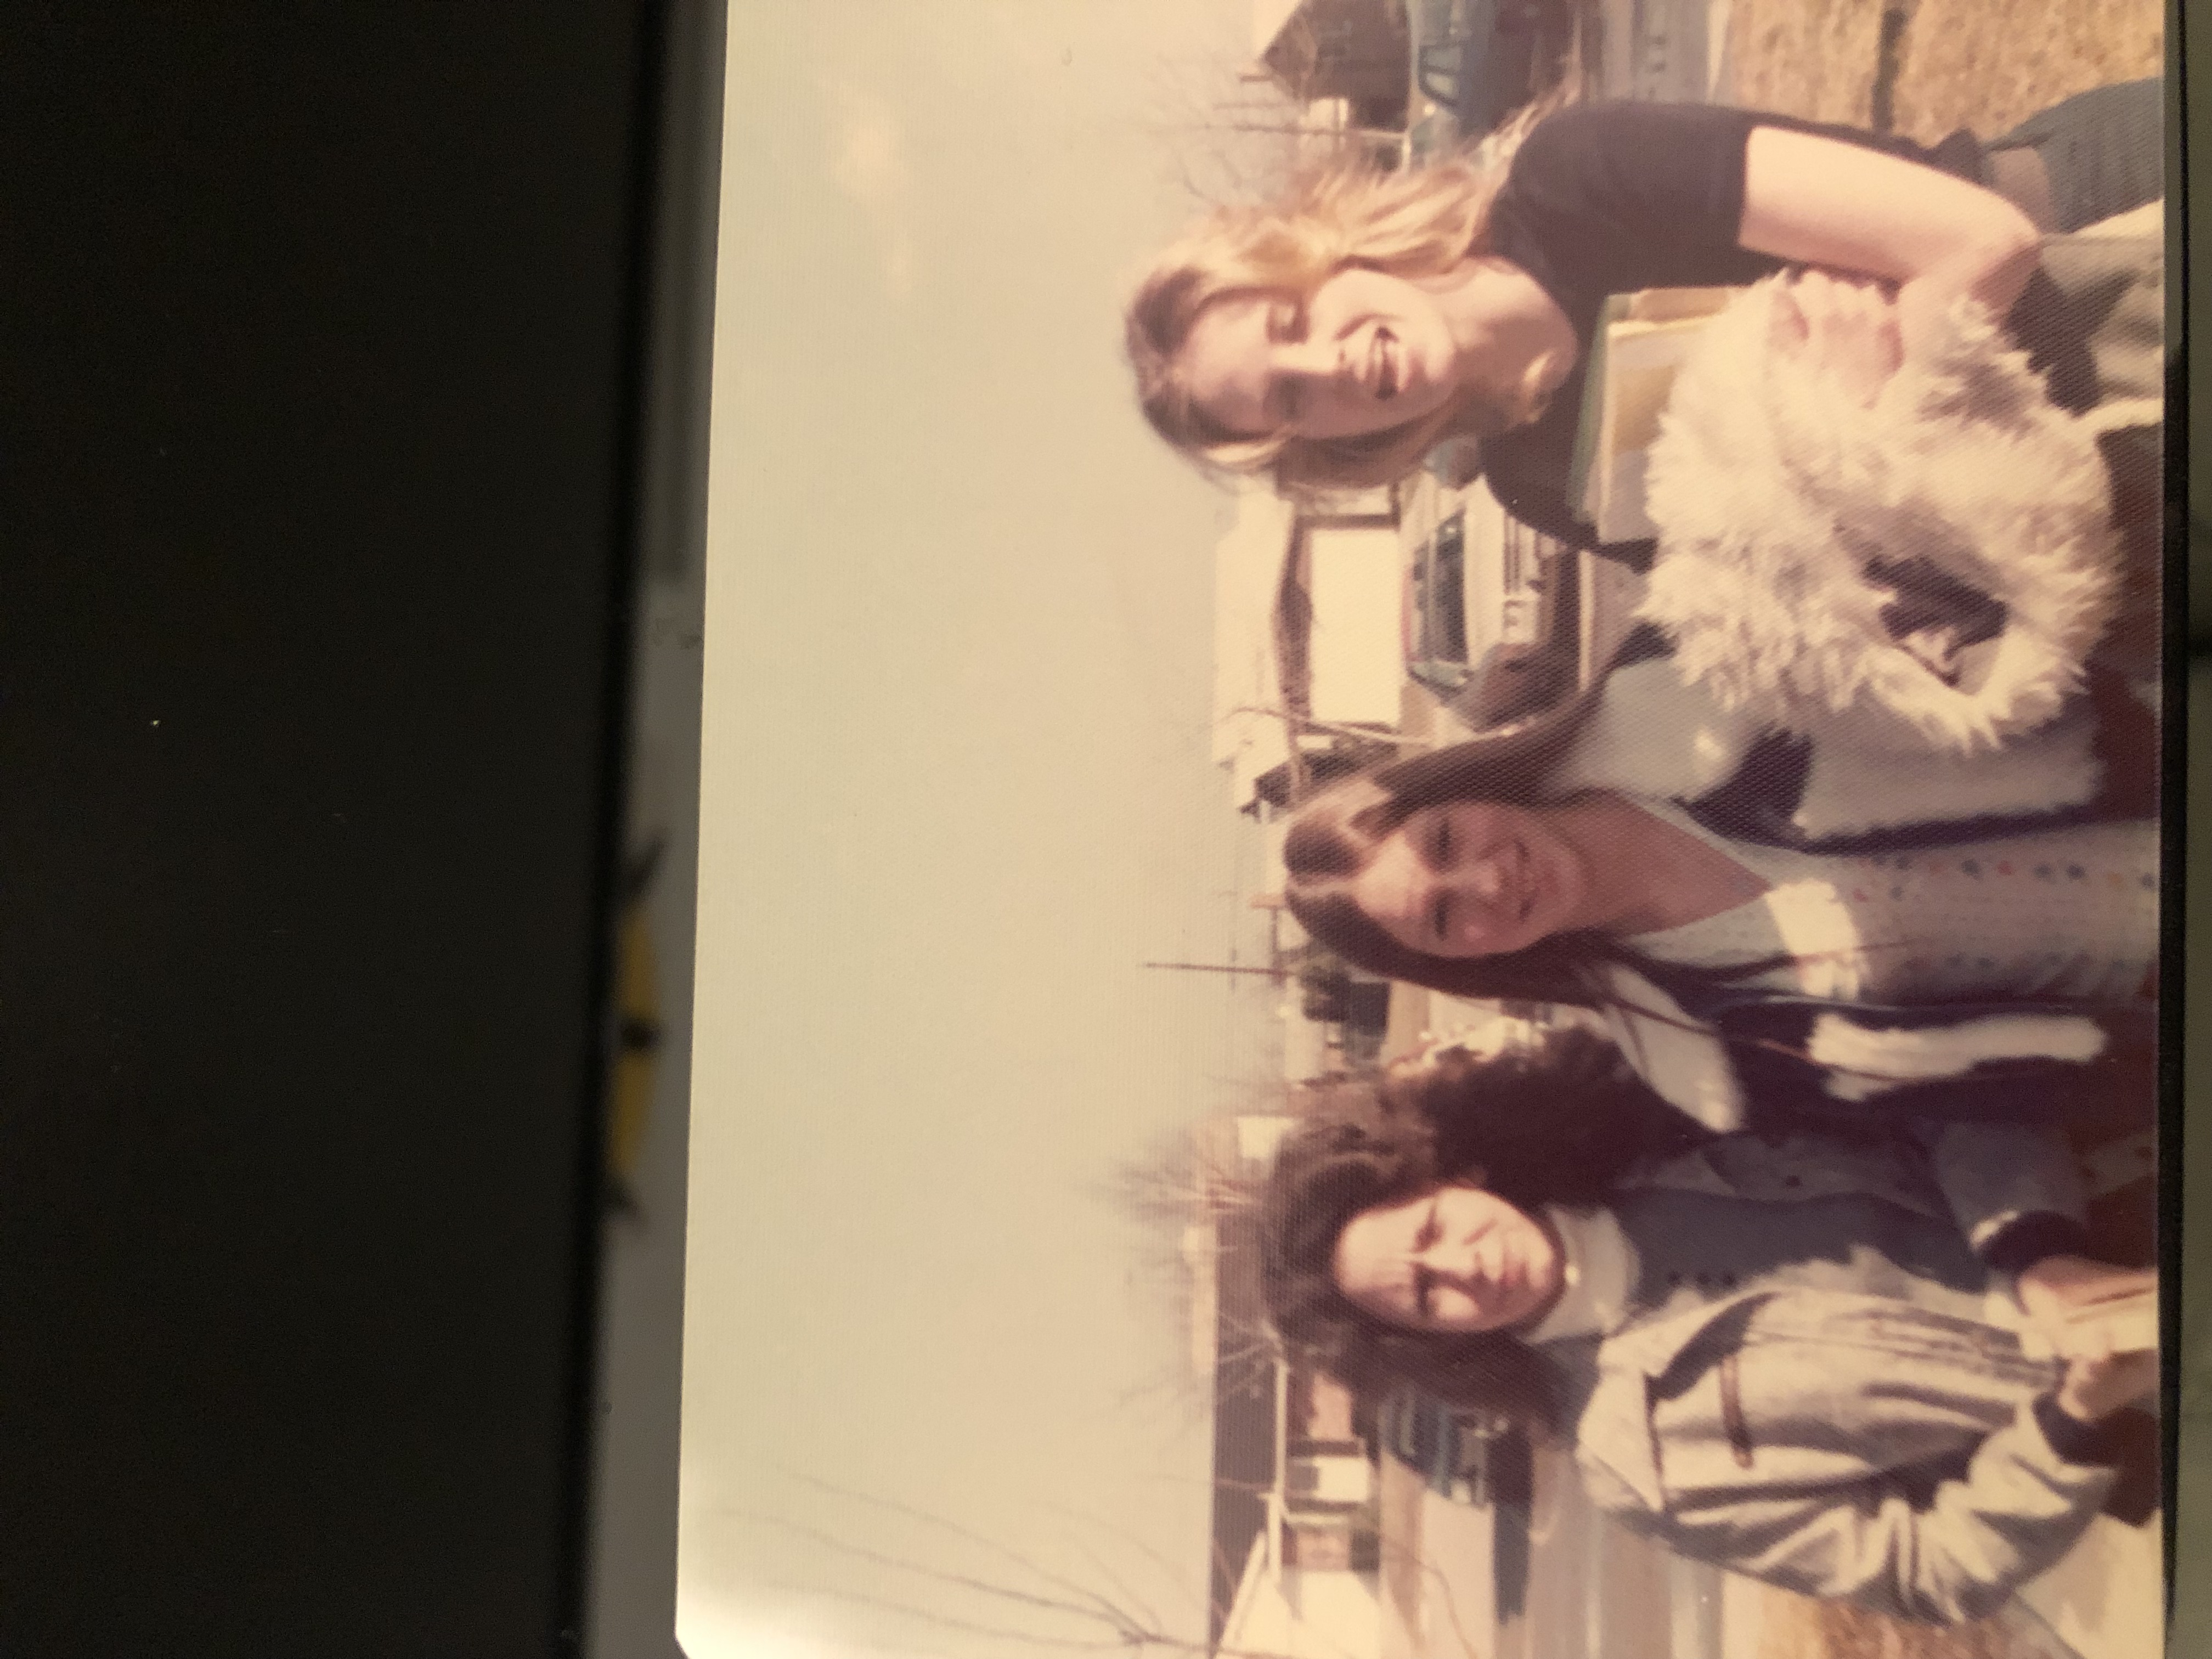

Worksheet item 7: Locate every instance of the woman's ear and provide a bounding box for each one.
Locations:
[1452,1168,1489,1192]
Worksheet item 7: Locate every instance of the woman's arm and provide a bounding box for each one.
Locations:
[1613,1396,2124,1623]
[1740,126,2040,355]
[1906,1119,2086,1254]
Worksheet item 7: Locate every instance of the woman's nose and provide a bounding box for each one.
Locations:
[1456,857,1507,907]
[1424,1238,1483,1287]
[1282,338,1350,382]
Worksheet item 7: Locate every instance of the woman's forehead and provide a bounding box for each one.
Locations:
[1333,1199,1412,1286]
[1334,1187,1446,1313]
[1181,296,1282,434]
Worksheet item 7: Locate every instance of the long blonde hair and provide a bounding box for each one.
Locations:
[1126,104,1558,495]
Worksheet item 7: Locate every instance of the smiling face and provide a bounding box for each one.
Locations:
[1333,1179,1564,1335]
[1176,267,1465,443]
[1351,800,1589,960]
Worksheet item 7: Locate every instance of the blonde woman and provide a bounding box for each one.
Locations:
[1126,83,2162,552]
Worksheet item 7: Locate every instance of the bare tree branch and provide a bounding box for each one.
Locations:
[730,1509,1124,1629]
[738,1474,1344,1659]
[769,1468,1135,1628]
[1040,1500,1210,1629]
[763,1563,1313,1659]
[755,1580,1130,1652]
[1139,43,1310,207]
[1059,1530,1166,1638]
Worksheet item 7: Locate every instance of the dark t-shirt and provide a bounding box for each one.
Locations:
[1479,101,2006,563]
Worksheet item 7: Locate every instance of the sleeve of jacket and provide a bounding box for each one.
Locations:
[1906,1119,2087,1256]
[1592,1398,2117,1623]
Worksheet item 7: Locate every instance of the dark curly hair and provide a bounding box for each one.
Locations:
[1391,1025,1711,1199]
[1259,1027,1709,1437]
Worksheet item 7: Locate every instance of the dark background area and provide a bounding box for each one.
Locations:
[0,10,670,1653]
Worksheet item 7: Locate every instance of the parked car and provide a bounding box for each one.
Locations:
[1409,0,1557,152]
[1403,503,1577,732]
[1251,0,1569,170]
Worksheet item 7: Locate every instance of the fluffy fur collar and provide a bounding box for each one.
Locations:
[1638,280,2133,753]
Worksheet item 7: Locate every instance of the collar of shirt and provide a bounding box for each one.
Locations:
[1521,1206,1637,1345]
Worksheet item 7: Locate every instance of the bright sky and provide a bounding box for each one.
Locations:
[680,4,1284,1656]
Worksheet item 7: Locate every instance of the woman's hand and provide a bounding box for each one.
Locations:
[1767,269,1904,407]
[2035,1256,2159,1424]
[1740,126,2040,358]
[2056,1349,2158,1424]
[2019,1254,2158,1424]
[2017,1254,2156,1327]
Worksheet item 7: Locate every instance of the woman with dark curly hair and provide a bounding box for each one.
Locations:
[1255,1084,2157,1623]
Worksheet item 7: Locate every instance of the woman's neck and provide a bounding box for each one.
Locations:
[1421,257,1581,429]
[1551,794,1771,936]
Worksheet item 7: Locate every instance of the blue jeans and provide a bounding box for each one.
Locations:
[1987,78,2165,232]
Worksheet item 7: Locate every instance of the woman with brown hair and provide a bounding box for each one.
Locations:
[1273,689,2157,1131]
[1256,1088,2157,1623]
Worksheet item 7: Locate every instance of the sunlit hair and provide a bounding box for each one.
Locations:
[1126,77,1584,492]
[1257,1028,1705,1437]
[1282,722,1607,1006]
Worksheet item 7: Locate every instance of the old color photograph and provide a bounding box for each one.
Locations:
[673,4,2169,1658]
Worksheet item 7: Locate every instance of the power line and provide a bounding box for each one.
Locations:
[1143,961,1286,980]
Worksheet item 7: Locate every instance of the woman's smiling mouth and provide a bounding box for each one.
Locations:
[1481,1229,1525,1295]
[1370,326,1401,400]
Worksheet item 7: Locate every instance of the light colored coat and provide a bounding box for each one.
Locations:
[1534,227,2164,1129]
[1540,654,2147,1131]
[1547,1121,2120,1623]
